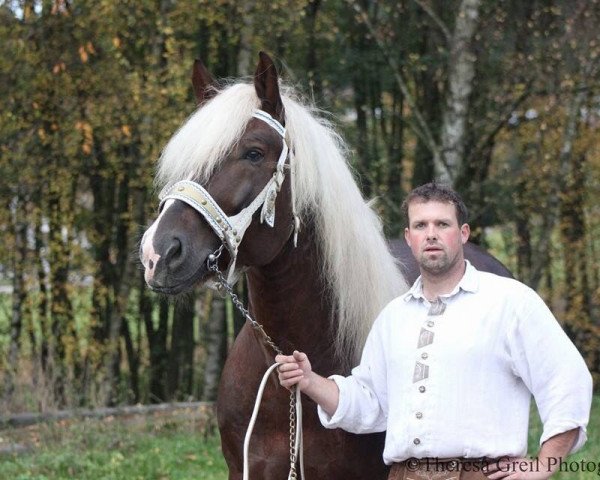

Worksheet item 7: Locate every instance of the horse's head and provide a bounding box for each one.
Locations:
[140,52,297,294]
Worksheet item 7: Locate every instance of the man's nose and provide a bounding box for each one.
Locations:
[426,225,437,239]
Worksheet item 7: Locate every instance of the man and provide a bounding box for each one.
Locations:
[277,183,592,480]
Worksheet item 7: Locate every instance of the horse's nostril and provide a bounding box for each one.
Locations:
[165,237,183,261]
[149,259,154,270]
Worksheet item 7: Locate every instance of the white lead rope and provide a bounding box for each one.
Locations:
[243,362,305,480]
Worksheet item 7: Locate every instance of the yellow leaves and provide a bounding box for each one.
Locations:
[112,37,121,49]
[52,61,66,74]
[78,42,96,63]
[75,121,93,155]
[121,125,132,138]
[79,46,88,64]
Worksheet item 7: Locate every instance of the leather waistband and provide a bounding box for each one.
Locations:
[389,458,498,480]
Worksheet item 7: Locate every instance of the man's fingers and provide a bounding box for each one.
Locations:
[279,373,304,388]
[292,350,307,362]
[277,362,299,373]
[275,354,296,364]
[279,369,303,380]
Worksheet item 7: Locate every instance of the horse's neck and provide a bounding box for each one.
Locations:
[245,224,341,375]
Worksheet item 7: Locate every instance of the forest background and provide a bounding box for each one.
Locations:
[0,0,599,413]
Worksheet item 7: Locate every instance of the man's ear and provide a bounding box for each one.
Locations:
[404,227,411,246]
[192,59,217,106]
[253,51,284,124]
[461,224,470,244]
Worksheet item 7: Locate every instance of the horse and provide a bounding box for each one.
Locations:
[139,52,511,479]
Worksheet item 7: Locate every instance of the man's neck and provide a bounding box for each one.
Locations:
[421,259,466,302]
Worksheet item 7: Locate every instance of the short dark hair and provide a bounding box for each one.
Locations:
[402,182,468,226]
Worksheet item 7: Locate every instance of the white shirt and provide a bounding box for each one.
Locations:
[318,261,592,465]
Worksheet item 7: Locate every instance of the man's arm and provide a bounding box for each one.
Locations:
[276,351,340,417]
[538,428,579,473]
[486,428,579,479]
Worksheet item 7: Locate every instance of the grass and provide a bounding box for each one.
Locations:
[0,398,598,479]
[0,411,228,480]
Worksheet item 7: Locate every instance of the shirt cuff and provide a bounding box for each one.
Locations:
[317,375,349,429]
[540,422,588,454]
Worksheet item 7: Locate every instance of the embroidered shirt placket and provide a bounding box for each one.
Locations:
[411,297,446,451]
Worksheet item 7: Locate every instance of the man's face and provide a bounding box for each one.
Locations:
[404,200,470,275]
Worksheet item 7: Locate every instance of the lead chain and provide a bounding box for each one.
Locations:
[207,250,300,479]
[288,390,298,480]
[207,252,283,356]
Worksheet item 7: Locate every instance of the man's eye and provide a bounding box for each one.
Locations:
[244,150,263,162]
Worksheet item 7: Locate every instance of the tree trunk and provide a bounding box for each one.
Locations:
[559,153,595,370]
[236,1,255,76]
[7,194,28,398]
[167,294,196,400]
[201,295,227,401]
[529,86,587,290]
[413,18,441,187]
[437,0,481,184]
[147,298,170,403]
[47,173,76,407]
[304,0,322,101]
[121,319,140,403]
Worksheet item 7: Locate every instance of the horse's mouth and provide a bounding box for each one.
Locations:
[148,263,214,295]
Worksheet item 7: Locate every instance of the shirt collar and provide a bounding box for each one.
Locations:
[404,259,479,302]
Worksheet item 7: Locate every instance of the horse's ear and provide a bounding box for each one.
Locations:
[254,52,284,123]
[192,59,217,106]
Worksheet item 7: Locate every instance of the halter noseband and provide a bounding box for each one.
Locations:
[158,109,299,283]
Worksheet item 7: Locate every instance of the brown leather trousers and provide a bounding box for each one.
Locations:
[388,458,494,480]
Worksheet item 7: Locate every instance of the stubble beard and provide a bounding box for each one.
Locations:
[419,249,459,275]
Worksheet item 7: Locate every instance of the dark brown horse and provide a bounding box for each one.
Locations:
[140,52,511,479]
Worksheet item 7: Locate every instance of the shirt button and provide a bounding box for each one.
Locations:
[413,438,421,445]
[415,412,423,419]
[427,321,434,327]
[421,352,428,360]
[419,386,426,393]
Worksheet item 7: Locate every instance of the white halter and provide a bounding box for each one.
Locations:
[159,109,300,283]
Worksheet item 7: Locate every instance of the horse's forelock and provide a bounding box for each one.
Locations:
[156,83,260,189]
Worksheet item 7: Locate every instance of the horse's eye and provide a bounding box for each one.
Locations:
[243,149,263,162]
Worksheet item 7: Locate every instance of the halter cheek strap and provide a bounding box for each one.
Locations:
[158,109,300,284]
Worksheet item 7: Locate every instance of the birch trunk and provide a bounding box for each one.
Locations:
[437,0,481,184]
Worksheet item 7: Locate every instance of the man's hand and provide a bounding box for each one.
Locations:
[484,428,578,479]
[275,350,340,417]
[276,351,312,391]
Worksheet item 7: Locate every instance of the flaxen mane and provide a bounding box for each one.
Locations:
[157,83,409,363]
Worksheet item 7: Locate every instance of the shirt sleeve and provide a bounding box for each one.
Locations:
[507,287,593,453]
[317,309,390,434]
